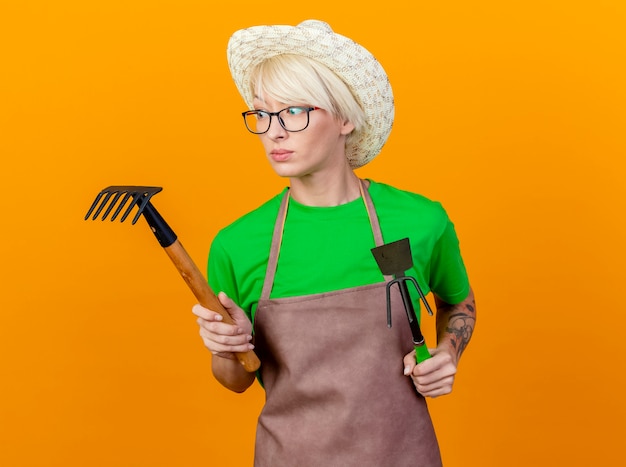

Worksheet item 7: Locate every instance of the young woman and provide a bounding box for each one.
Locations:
[192,20,476,466]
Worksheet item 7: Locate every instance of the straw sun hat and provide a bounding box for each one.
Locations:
[227,19,394,169]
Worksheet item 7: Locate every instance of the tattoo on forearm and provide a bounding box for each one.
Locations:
[439,299,476,360]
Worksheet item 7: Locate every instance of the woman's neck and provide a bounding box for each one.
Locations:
[288,170,364,207]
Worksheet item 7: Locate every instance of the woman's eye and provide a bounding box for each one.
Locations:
[287,107,304,116]
[257,111,270,119]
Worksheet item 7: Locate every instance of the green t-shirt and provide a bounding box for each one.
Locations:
[208,180,469,322]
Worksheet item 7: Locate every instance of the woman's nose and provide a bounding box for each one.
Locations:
[266,116,287,139]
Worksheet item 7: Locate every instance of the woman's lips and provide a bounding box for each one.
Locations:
[270,149,292,162]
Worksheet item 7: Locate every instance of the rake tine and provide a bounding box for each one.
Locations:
[91,191,115,220]
[118,189,158,225]
[110,192,133,221]
[101,191,124,221]
[84,192,105,220]
[119,194,143,224]
[132,192,154,225]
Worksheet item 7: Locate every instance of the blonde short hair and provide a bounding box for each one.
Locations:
[249,54,367,148]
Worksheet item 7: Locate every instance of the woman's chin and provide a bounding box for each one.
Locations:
[269,162,302,179]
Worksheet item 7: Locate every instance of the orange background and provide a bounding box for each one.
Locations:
[1,1,625,466]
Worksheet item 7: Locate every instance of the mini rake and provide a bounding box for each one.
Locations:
[85,185,261,372]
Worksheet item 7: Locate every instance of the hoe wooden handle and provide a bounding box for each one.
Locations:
[163,239,261,373]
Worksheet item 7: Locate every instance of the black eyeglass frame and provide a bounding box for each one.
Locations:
[241,106,321,134]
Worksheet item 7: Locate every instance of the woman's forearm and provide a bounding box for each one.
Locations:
[435,287,476,364]
[212,355,256,393]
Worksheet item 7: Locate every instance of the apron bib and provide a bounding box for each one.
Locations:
[253,181,442,467]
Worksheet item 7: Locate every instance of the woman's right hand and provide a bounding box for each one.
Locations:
[192,292,254,360]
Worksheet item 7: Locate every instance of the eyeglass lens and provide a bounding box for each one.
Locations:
[244,107,313,134]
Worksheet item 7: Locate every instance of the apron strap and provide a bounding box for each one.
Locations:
[360,179,385,248]
[261,188,291,300]
[261,179,385,300]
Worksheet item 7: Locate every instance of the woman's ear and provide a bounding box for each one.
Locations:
[340,120,356,135]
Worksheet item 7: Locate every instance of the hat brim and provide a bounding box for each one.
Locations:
[227,20,394,169]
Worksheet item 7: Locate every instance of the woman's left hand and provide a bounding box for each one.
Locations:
[402,343,458,398]
[405,288,476,397]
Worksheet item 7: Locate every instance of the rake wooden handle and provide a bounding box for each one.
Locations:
[163,239,261,373]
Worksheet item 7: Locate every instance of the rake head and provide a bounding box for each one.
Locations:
[84,186,163,225]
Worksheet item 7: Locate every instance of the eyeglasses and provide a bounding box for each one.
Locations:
[241,106,320,134]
